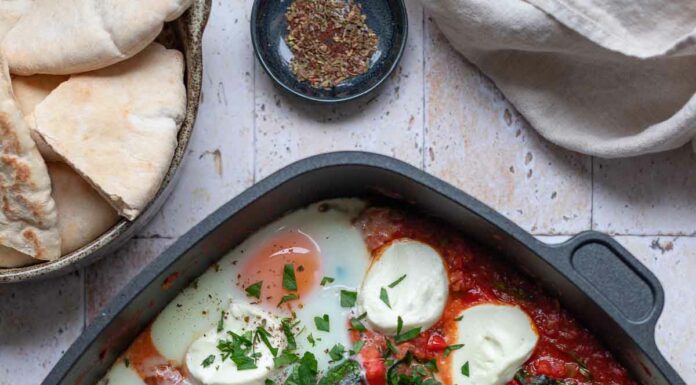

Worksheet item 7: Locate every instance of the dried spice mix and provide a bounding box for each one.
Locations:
[286,0,379,89]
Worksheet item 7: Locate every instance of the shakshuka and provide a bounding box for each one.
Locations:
[98,199,636,385]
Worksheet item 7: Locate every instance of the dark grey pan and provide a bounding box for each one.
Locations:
[43,152,685,385]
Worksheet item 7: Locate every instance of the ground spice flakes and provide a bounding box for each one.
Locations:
[286,0,379,89]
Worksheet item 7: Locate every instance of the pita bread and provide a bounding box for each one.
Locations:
[0,0,32,40]
[33,43,186,220]
[11,74,67,161]
[48,162,120,254]
[0,55,60,260]
[2,0,192,75]
[0,162,121,267]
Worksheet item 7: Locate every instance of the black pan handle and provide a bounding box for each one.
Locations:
[548,231,685,385]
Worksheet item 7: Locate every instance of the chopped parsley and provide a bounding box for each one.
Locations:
[380,287,391,308]
[386,338,399,355]
[314,314,330,332]
[201,354,215,368]
[281,318,297,350]
[424,359,438,373]
[123,357,129,368]
[388,274,407,288]
[350,313,367,332]
[245,281,263,299]
[461,361,470,377]
[454,315,463,321]
[350,340,365,355]
[307,333,316,347]
[328,343,346,361]
[443,344,464,357]
[396,316,403,335]
[255,326,278,356]
[273,349,299,368]
[217,331,258,370]
[278,293,299,307]
[394,327,421,344]
[217,310,226,332]
[283,264,298,291]
[320,276,335,286]
[340,290,357,307]
[286,352,318,385]
[266,380,278,385]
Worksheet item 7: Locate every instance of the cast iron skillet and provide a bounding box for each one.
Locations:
[43,152,685,385]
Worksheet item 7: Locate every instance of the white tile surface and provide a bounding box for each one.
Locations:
[594,145,696,235]
[1,3,694,385]
[0,272,83,385]
[424,19,592,235]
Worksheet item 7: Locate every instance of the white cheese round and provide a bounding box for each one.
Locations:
[358,239,448,335]
[185,301,286,385]
[451,304,539,385]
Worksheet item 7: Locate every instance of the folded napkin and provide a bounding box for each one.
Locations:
[422,0,696,158]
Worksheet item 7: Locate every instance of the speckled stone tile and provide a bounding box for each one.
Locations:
[84,238,174,322]
[254,0,424,179]
[0,272,83,385]
[614,236,696,384]
[423,20,592,235]
[141,0,256,238]
[594,146,696,235]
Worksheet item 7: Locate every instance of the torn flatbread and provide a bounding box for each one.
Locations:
[33,43,186,220]
[0,0,32,40]
[2,0,192,75]
[0,55,60,260]
[12,74,67,161]
[48,162,120,255]
[0,162,121,268]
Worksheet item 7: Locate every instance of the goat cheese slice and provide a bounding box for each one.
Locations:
[186,301,286,385]
[358,239,448,335]
[452,304,539,385]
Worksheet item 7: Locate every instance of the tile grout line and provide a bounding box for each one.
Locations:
[421,7,427,171]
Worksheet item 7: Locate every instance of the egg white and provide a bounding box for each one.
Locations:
[102,198,371,384]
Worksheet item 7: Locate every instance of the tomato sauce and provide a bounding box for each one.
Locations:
[353,207,636,385]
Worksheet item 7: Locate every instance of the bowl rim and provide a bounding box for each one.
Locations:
[0,0,213,283]
[250,0,409,103]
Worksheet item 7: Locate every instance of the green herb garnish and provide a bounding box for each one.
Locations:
[274,349,299,368]
[318,359,362,385]
[283,264,298,291]
[217,310,226,332]
[255,326,278,356]
[454,315,463,321]
[217,331,257,370]
[380,287,391,308]
[278,293,299,307]
[443,344,463,357]
[340,290,358,307]
[286,352,318,385]
[394,327,421,344]
[314,314,330,332]
[396,316,403,335]
[350,340,365,355]
[321,276,335,286]
[307,333,316,347]
[123,357,130,367]
[388,274,407,288]
[461,361,470,377]
[201,354,215,368]
[328,343,346,361]
[424,359,438,373]
[281,318,297,350]
[386,338,399,355]
[245,281,263,299]
[350,313,367,332]
[266,380,278,385]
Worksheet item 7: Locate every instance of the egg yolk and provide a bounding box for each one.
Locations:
[239,229,321,307]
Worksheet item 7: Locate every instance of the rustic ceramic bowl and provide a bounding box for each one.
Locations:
[0,0,212,283]
[251,0,408,103]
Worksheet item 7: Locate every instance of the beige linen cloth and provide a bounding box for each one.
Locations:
[422,0,696,158]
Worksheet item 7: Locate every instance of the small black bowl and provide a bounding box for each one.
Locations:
[251,0,408,103]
